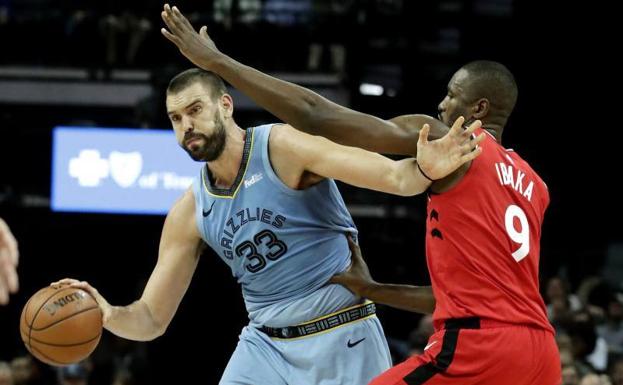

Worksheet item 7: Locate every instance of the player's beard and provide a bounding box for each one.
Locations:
[183,111,227,162]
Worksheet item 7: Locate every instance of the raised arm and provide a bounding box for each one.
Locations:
[160,4,448,155]
[330,236,436,314]
[53,188,204,341]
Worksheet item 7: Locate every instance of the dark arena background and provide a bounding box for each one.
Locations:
[0,1,618,384]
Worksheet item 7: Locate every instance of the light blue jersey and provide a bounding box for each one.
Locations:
[192,124,359,327]
[192,124,392,384]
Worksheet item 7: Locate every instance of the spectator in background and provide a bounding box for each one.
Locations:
[262,0,312,69]
[56,362,90,385]
[547,276,583,320]
[561,348,576,366]
[0,362,14,385]
[407,314,434,355]
[213,0,262,30]
[60,0,101,67]
[597,293,623,355]
[99,0,156,67]
[611,358,623,385]
[307,0,355,74]
[565,312,609,375]
[579,373,612,385]
[212,0,262,64]
[562,364,581,385]
[0,0,9,25]
[10,356,44,385]
[110,370,133,385]
[0,0,9,65]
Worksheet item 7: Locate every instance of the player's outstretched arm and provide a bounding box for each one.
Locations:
[52,189,204,341]
[0,217,19,305]
[160,4,448,156]
[270,117,482,196]
[330,236,436,314]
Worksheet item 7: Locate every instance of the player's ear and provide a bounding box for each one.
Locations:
[220,94,234,119]
[472,98,489,119]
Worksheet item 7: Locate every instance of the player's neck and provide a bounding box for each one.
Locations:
[480,120,504,143]
[482,115,506,143]
[207,123,246,189]
[485,126,503,143]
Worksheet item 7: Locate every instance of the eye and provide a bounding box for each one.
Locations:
[170,115,180,122]
[191,105,202,114]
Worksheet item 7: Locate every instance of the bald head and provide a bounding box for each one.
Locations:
[438,61,517,141]
[460,60,518,115]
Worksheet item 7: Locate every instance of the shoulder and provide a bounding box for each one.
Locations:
[265,124,311,187]
[268,124,309,154]
[268,123,298,141]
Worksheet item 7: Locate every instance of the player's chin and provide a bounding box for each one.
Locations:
[438,113,449,126]
[183,146,206,162]
[188,151,207,162]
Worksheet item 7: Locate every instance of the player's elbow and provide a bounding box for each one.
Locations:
[140,301,170,341]
[136,319,168,341]
[148,323,168,340]
[149,313,173,340]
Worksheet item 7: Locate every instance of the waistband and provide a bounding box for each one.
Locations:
[258,301,376,339]
[438,317,542,331]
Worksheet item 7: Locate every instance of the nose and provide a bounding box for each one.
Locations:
[438,97,448,113]
[181,115,194,133]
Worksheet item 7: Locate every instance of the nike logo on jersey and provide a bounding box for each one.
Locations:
[347,338,366,348]
[424,341,438,351]
[202,201,216,217]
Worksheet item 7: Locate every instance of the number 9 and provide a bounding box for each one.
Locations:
[505,205,530,262]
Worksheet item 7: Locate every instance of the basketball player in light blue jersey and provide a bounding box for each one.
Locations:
[54,66,483,384]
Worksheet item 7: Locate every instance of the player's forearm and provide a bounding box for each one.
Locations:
[389,115,449,142]
[362,283,436,314]
[104,300,165,341]
[210,56,415,154]
[391,158,432,196]
[211,56,321,129]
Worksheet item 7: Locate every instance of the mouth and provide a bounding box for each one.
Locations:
[185,137,202,148]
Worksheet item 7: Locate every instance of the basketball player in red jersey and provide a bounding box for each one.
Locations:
[338,67,560,384]
[160,5,560,384]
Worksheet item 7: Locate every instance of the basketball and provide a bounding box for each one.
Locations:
[20,285,103,366]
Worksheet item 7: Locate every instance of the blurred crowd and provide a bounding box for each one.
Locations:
[0,335,150,385]
[0,0,408,73]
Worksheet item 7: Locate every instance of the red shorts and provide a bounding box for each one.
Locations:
[371,318,561,385]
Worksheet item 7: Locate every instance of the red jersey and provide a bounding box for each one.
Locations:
[426,128,553,333]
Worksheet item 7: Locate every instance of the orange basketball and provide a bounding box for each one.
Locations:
[20,285,103,366]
